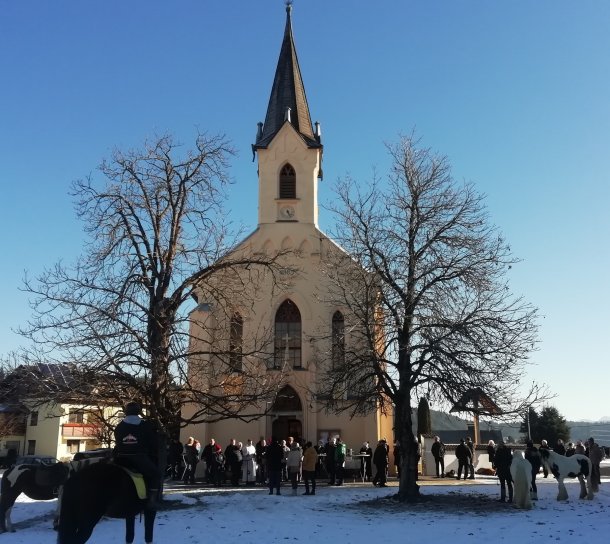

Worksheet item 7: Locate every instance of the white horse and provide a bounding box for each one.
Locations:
[510,451,533,509]
[539,449,594,501]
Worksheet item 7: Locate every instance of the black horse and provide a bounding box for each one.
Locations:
[0,450,112,533]
[57,461,157,544]
[0,461,69,532]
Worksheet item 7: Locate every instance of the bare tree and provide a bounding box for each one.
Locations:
[317,135,545,501]
[15,133,288,436]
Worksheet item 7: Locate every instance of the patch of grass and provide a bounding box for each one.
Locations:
[352,491,520,515]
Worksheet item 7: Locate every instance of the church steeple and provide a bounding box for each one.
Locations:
[254,2,321,150]
[254,2,323,228]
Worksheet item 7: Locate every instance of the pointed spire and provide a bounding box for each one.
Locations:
[254,2,320,149]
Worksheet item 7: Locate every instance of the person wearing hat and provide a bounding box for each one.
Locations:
[114,401,160,507]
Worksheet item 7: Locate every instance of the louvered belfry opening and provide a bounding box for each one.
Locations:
[279,164,296,199]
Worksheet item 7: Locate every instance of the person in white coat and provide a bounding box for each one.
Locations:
[241,438,258,485]
[286,443,303,495]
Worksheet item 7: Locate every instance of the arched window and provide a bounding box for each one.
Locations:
[273,299,302,369]
[331,311,345,369]
[229,312,243,371]
[279,164,296,199]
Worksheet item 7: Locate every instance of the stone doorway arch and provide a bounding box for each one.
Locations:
[270,385,303,444]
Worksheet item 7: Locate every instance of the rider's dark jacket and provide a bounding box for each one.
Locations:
[114,415,160,490]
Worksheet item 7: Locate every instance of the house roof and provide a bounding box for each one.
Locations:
[253,3,321,150]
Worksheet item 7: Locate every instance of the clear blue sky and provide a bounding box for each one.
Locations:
[1,1,608,421]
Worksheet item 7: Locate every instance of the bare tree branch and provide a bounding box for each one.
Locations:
[316,134,549,501]
[12,133,291,436]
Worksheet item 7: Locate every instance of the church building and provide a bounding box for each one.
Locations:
[182,5,393,452]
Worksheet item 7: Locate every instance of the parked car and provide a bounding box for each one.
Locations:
[72,448,112,461]
[15,455,58,466]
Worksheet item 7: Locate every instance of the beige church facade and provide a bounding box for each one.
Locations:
[182,6,393,454]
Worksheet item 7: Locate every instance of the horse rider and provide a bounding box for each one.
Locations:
[113,401,160,507]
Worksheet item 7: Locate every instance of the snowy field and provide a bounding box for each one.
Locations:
[2,476,609,544]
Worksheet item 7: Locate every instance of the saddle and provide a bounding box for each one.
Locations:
[116,465,147,500]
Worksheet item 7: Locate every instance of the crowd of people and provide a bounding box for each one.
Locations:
[428,433,605,503]
[115,402,604,504]
[164,430,605,502]
[165,435,389,494]
[489,436,605,503]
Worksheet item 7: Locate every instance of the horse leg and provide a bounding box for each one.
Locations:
[585,474,595,499]
[576,474,587,499]
[125,515,135,544]
[0,489,19,533]
[53,485,64,530]
[144,507,157,544]
[557,478,568,501]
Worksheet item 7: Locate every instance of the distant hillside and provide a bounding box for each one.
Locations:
[418,408,610,446]
[567,421,610,446]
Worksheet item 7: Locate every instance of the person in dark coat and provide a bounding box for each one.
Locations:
[372,439,389,487]
[565,442,576,457]
[255,437,267,484]
[359,441,373,481]
[210,448,225,487]
[465,437,475,479]
[265,437,284,495]
[524,440,541,500]
[487,440,496,467]
[114,401,160,506]
[455,439,472,480]
[431,436,445,477]
[554,439,566,456]
[225,439,241,486]
[493,440,513,503]
[393,441,401,478]
[539,440,550,477]
[201,438,220,483]
[182,437,199,484]
[167,438,183,480]
[325,437,337,485]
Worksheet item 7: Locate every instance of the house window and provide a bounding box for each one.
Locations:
[27,440,36,455]
[273,299,302,369]
[68,409,85,424]
[279,164,296,199]
[30,411,38,427]
[67,440,80,454]
[331,311,345,369]
[5,441,20,456]
[229,312,243,372]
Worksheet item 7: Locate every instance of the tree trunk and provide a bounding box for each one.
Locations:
[396,393,420,501]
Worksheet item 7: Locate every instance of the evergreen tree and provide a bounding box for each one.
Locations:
[522,406,570,446]
[417,397,432,437]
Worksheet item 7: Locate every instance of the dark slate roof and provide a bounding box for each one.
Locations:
[436,429,504,446]
[254,4,321,150]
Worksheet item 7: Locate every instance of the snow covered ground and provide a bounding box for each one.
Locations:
[3,475,609,543]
